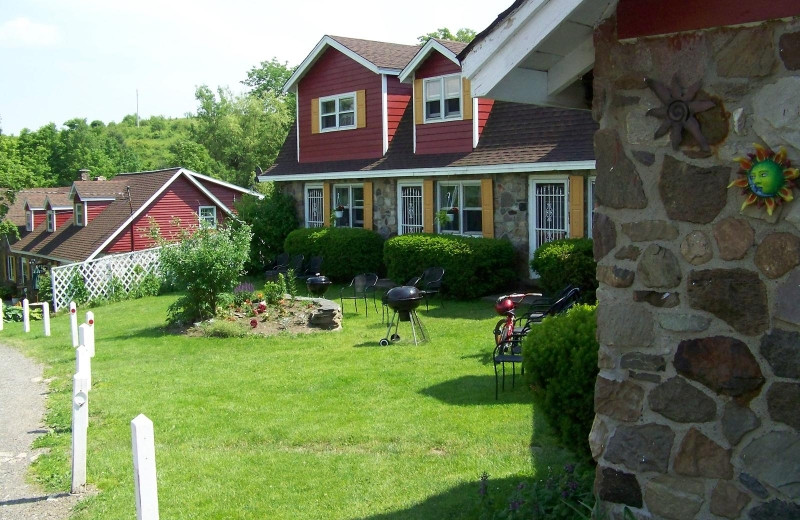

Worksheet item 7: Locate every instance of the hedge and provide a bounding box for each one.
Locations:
[530,238,597,302]
[522,304,598,460]
[383,234,516,299]
[284,227,385,282]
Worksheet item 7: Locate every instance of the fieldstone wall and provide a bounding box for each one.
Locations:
[592,16,800,519]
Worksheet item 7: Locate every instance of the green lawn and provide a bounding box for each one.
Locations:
[3,292,574,519]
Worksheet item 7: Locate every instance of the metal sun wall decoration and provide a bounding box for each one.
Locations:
[646,75,716,151]
[729,144,798,215]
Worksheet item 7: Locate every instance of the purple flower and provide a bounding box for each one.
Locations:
[561,490,569,498]
[568,480,579,490]
[509,500,523,511]
[563,463,575,474]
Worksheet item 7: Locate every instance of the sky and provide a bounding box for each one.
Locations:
[0,0,502,136]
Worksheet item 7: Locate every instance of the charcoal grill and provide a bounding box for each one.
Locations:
[379,286,427,345]
[306,275,331,296]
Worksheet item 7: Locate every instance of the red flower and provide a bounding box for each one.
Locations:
[250,318,258,328]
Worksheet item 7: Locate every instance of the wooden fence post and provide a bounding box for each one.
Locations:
[131,414,159,520]
[70,302,78,347]
[22,298,30,333]
[71,372,89,494]
[77,325,91,391]
[42,302,50,336]
[85,311,95,358]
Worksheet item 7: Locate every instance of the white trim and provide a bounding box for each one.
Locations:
[180,173,234,218]
[198,205,217,228]
[79,197,116,202]
[319,91,357,132]
[423,74,463,123]
[528,174,570,275]
[398,39,460,83]
[183,169,263,199]
[436,180,483,237]
[381,75,389,155]
[24,201,44,211]
[304,183,324,228]
[547,35,594,96]
[74,202,86,227]
[284,36,403,93]
[259,160,595,183]
[396,180,424,235]
[46,210,55,232]
[9,249,74,264]
[472,98,479,148]
[587,174,596,239]
[295,94,301,162]
[412,73,417,153]
[25,210,33,232]
[331,183,365,228]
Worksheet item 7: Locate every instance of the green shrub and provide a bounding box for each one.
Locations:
[130,273,162,299]
[530,238,597,302]
[260,280,284,305]
[36,270,52,302]
[234,184,299,274]
[284,227,384,282]
[65,270,90,305]
[522,304,598,460]
[198,320,249,338]
[3,304,43,322]
[383,234,515,299]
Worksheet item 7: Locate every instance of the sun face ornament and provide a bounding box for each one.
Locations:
[729,144,798,215]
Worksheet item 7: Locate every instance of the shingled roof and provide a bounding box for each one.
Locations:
[327,35,420,70]
[263,101,596,178]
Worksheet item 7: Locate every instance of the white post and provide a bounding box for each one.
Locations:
[77,325,91,391]
[0,298,4,331]
[131,414,159,520]
[42,302,50,336]
[85,311,95,358]
[22,298,30,333]
[71,372,89,494]
[70,302,78,347]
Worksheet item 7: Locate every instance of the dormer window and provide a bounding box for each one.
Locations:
[25,210,33,232]
[320,93,356,131]
[74,202,85,226]
[424,74,462,122]
[46,210,55,232]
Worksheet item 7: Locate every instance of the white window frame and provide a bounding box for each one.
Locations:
[332,184,364,229]
[587,175,596,239]
[397,181,424,235]
[436,181,482,236]
[46,210,55,232]
[319,92,357,132]
[74,202,85,227]
[25,210,33,232]
[198,206,217,228]
[20,257,27,284]
[305,184,324,228]
[424,74,462,123]
[528,175,570,271]
[6,255,15,281]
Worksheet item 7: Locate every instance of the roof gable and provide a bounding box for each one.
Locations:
[284,35,420,93]
[399,39,466,83]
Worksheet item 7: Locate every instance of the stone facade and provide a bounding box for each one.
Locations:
[592,16,800,519]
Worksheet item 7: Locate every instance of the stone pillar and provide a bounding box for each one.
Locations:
[591,15,800,520]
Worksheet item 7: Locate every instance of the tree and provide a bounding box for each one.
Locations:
[234,183,298,273]
[242,57,296,98]
[156,220,253,324]
[417,27,476,44]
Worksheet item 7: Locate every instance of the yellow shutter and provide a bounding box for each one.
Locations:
[356,90,366,128]
[311,98,319,134]
[362,181,373,230]
[423,179,434,233]
[462,78,473,120]
[481,178,494,238]
[569,175,585,238]
[323,182,331,227]
[414,79,423,125]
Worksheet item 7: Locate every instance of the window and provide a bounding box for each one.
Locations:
[6,255,15,281]
[25,211,33,232]
[398,183,423,235]
[20,258,27,284]
[424,74,462,122]
[320,93,356,131]
[46,210,55,232]
[437,182,482,235]
[332,184,364,228]
[74,203,85,227]
[529,178,569,254]
[305,185,324,228]
[198,206,217,228]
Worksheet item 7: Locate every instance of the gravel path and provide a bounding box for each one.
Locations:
[0,344,80,520]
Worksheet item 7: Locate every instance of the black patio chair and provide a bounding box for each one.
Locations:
[418,267,444,310]
[267,254,303,281]
[340,273,379,316]
[296,256,324,282]
[492,287,581,399]
[264,253,289,279]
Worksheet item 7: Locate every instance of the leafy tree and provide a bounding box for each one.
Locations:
[168,139,229,178]
[156,220,253,324]
[242,57,296,99]
[233,183,298,273]
[417,27,476,44]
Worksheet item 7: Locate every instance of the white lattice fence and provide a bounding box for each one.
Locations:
[51,247,163,311]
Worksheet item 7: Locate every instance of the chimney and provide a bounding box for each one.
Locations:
[79,169,91,181]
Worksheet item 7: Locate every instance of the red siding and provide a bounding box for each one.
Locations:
[201,181,241,212]
[106,176,223,254]
[33,211,46,228]
[617,0,799,39]
[86,201,111,223]
[477,98,495,139]
[415,51,473,155]
[55,210,73,227]
[298,48,383,163]
[386,76,411,144]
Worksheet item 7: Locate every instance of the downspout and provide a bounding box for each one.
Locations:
[126,186,134,252]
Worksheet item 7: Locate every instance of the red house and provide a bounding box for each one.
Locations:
[259,35,597,276]
[4,167,261,298]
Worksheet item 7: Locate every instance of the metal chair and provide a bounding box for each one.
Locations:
[267,254,303,281]
[340,273,379,316]
[296,256,324,282]
[418,267,444,310]
[264,253,289,279]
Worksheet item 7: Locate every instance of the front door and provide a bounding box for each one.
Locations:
[528,178,569,271]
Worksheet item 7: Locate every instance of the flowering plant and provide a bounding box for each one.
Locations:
[336,205,346,211]
[447,206,459,214]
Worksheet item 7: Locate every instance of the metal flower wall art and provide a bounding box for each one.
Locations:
[729,144,798,215]
[646,75,716,151]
